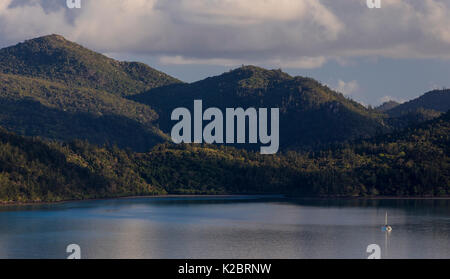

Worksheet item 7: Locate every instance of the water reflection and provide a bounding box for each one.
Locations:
[0,196,449,259]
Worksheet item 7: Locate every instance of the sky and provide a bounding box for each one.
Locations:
[0,0,449,105]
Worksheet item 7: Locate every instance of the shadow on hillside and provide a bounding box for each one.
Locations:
[0,98,166,152]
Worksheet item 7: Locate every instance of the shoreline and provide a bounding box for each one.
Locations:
[0,194,260,207]
[1,194,450,208]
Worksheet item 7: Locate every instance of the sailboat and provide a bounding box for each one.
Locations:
[382,211,392,232]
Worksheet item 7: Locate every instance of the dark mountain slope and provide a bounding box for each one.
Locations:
[0,128,164,203]
[0,34,181,96]
[1,111,448,203]
[137,111,450,197]
[0,73,168,151]
[384,89,450,129]
[0,35,179,151]
[387,89,450,116]
[132,65,387,150]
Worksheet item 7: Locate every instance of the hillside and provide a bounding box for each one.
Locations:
[383,89,450,129]
[386,89,450,116]
[0,35,181,151]
[0,73,168,151]
[1,111,448,203]
[0,36,397,152]
[132,65,387,150]
[0,34,447,203]
[0,34,181,96]
[139,111,450,197]
[0,128,164,203]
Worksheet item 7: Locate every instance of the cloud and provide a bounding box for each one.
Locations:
[0,0,450,67]
[159,55,241,67]
[336,80,360,96]
[159,55,327,69]
[379,95,405,104]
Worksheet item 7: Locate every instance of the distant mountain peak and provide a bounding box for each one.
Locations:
[386,89,450,116]
[19,34,85,53]
[227,65,293,80]
[0,34,181,96]
[35,34,68,42]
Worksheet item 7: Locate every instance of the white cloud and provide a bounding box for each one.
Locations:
[0,0,450,66]
[159,55,327,69]
[379,95,405,104]
[159,55,241,67]
[336,80,360,96]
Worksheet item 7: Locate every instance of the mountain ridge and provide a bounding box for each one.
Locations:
[0,34,182,97]
[0,34,448,153]
[132,65,387,150]
[386,89,450,116]
[1,110,448,203]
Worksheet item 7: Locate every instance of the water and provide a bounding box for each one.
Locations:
[0,196,449,259]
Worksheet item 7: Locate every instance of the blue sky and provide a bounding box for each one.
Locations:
[109,53,450,106]
[1,0,449,105]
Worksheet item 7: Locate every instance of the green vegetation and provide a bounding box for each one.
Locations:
[381,89,450,129]
[0,73,168,151]
[0,35,449,203]
[386,108,443,129]
[137,111,449,197]
[0,35,181,151]
[0,34,181,97]
[1,111,448,203]
[132,65,388,150]
[0,128,164,203]
[2,36,449,152]
[386,89,450,117]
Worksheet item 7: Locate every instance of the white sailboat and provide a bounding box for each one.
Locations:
[382,211,392,232]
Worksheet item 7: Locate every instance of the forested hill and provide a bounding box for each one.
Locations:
[0,73,169,151]
[1,111,448,203]
[0,127,165,203]
[1,35,447,153]
[0,34,181,96]
[384,89,450,129]
[386,89,450,116]
[1,34,445,153]
[137,111,450,197]
[132,65,387,150]
[0,35,178,151]
[0,34,448,203]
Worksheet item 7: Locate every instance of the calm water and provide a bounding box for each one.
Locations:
[0,196,449,259]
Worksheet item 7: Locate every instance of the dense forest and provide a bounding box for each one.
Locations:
[0,34,181,96]
[0,34,449,203]
[0,73,168,151]
[1,35,447,152]
[137,111,450,197]
[132,65,388,150]
[1,111,448,203]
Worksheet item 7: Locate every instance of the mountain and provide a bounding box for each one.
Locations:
[386,89,450,116]
[0,34,181,96]
[0,35,182,151]
[132,110,450,197]
[2,111,449,203]
[375,100,400,112]
[385,107,443,129]
[0,128,164,204]
[132,65,388,150]
[383,89,450,129]
[0,35,447,203]
[0,73,169,151]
